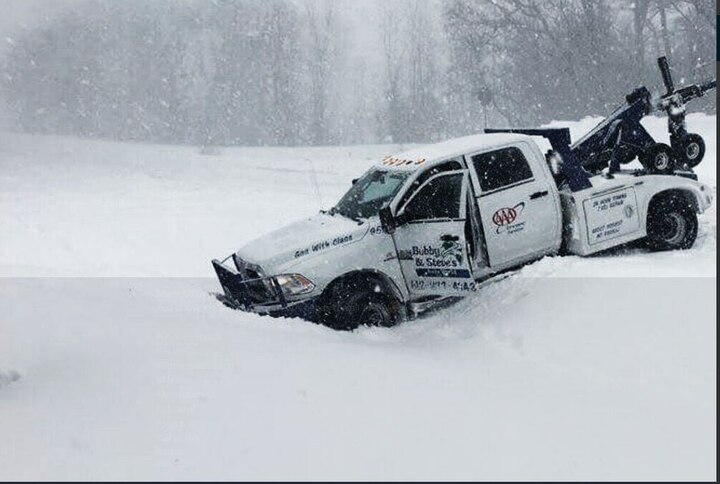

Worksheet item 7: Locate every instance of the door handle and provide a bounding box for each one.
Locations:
[530,190,549,200]
[440,234,460,242]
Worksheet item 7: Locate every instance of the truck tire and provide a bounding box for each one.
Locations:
[645,194,698,251]
[679,133,705,168]
[353,293,399,329]
[316,278,401,330]
[642,143,675,174]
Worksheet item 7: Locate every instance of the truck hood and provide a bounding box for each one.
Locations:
[235,213,369,274]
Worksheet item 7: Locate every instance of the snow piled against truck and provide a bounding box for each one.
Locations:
[0,115,716,480]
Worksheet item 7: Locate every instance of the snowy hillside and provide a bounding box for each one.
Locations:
[0,115,716,480]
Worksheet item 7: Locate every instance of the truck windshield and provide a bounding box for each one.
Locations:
[331,169,410,220]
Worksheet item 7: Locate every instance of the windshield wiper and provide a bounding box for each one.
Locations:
[341,213,363,223]
[328,207,362,223]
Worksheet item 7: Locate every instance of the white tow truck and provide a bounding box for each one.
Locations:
[212,129,712,329]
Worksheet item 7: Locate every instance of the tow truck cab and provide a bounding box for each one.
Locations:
[212,133,711,328]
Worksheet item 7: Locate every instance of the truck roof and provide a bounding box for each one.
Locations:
[376,133,534,171]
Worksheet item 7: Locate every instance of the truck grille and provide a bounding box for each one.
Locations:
[231,255,273,304]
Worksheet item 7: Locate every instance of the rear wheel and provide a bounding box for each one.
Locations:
[646,195,698,251]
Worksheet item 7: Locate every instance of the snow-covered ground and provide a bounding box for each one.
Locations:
[0,115,716,480]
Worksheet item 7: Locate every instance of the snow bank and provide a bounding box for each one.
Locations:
[0,115,716,480]
[0,276,714,480]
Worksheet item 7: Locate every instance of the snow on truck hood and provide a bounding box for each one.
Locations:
[235,212,368,273]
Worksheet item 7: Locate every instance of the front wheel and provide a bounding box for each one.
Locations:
[356,294,398,328]
[317,284,401,330]
[646,195,698,251]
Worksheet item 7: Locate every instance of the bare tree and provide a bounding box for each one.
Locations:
[304,0,335,145]
[2,0,714,145]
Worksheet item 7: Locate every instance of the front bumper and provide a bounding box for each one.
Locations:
[211,258,317,319]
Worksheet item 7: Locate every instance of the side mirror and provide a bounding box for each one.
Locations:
[351,178,359,185]
[379,205,397,235]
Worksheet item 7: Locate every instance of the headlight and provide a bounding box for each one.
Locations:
[272,274,316,296]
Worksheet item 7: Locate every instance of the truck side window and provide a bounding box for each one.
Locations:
[402,173,463,222]
[397,160,462,209]
[471,147,533,192]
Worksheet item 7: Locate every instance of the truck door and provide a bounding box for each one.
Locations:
[391,170,478,297]
[468,144,560,268]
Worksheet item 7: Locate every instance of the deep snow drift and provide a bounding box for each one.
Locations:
[0,115,716,480]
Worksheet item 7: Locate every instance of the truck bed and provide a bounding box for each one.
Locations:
[560,170,709,256]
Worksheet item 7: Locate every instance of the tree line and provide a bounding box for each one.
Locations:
[2,0,715,146]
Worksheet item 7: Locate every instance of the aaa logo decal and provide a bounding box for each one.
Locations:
[492,207,517,226]
[492,202,525,226]
[491,202,526,234]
